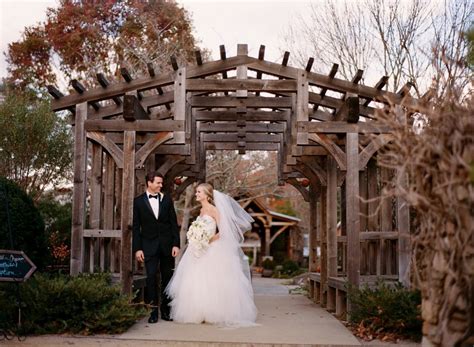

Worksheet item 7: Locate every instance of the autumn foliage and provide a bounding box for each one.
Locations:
[6,0,201,91]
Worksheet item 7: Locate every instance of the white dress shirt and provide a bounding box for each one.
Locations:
[147,190,160,219]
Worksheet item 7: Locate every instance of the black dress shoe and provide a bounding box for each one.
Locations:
[148,310,158,324]
[161,313,173,321]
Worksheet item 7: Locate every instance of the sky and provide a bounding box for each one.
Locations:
[0,0,312,80]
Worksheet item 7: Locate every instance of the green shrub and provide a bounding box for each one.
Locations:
[0,178,48,269]
[262,258,275,270]
[272,259,305,279]
[347,281,422,341]
[0,273,146,335]
[281,260,300,276]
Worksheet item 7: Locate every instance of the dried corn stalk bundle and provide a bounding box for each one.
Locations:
[377,96,474,347]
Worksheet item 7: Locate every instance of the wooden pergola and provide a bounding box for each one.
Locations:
[241,196,301,264]
[49,44,419,314]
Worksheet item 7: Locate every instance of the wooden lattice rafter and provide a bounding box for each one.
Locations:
[48,44,419,302]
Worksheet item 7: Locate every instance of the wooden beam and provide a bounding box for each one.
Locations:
[70,102,87,275]
[236,44,248,98]
[269,225,290,244]
[135,132,173,168]
[219,44,226,60]
[121,130,135,295]
[170,55,179,71]
[310,91,376,119]
[204,142,279,151]
[123,94,150,120]
[296,71,309,144]
[327,157,338,278]
[195,110,288,121]
[83,229,122,238]
[346,133,360,288]
[286,178,310,202]
[47,85,64,99]
[334,94,359,123]
[299,121,392,134]
[351,69,364,84]
[174,67,186,143]
[308,133,346,171]
[120,67,133,82]
[199,122,285,133]
[258,45,265,60]
[195,50,203,65]
[315,63,338,108]
[51,56,253,111]
[395,106,410,286]
[87,132,124,169]
[202,133,281,143]
[187,79,297,93]
[96,73,122,105]
[281,51,290,66]
[84,119,183,132]
[358,134,393,170]
[71,79,100,111]
[190,96,292,108]
[305,57,314,72]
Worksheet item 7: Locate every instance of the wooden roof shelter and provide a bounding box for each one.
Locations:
[241,196,301,261]
[49,44,419,314]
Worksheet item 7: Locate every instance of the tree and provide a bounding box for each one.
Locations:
[6,0,202,91]
[206,151,279,197]
[0,91,72,202]
[0,177,48,270]
[283,0,473,97]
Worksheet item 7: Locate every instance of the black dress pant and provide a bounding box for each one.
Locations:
[143,238,174,315]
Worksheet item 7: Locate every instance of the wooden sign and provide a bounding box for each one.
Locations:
[0,250,37,282]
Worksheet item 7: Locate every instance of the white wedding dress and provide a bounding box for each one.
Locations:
[166,192,257,327]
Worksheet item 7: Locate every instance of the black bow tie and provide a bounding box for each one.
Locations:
[149,194,159,200]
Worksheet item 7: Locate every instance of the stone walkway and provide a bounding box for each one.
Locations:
[4,277,377,346]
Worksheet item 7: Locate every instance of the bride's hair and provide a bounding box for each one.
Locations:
[198,183,214,205]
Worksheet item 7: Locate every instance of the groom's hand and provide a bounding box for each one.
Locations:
[172,247,180,257]
[135,250,145,263]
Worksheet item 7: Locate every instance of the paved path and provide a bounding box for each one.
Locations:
[5,277,363,346]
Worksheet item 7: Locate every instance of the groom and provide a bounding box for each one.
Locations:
[132,171,180,323]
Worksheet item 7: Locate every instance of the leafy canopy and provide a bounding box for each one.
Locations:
[7,0,201,91]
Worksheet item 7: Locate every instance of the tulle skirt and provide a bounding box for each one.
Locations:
[166,239,258,327]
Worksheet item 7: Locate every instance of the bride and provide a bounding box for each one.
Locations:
[165,183,257,326]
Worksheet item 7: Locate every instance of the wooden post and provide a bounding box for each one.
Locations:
[394,106,411,286]
[309,186,319,273]
[296,71,309,144]
[174,67,186,143]
[320,184,328,306]
[236,44,248,98]
[103,154,115,271]
[397,168,410,286]
[327,157,338,277]
[380,167,392,275]
[367,159,379,230]
[89,143,103,272]
[264,226,271,257]
[359,169,368,274]
[346,133,360,288]
[70,102,87,276]
[121,130,135,295]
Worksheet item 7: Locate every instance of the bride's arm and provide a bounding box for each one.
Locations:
[209,208,220,243]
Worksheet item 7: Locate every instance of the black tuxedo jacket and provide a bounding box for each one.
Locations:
[132,192,180,255]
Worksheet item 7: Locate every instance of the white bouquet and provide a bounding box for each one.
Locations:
[186,219,214,257]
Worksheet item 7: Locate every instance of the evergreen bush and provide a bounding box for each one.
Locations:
[0,273,146,335]
[0,178,48,269]
[347,281,422,341]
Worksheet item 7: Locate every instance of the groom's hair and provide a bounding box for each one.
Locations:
[145,171,164,186]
